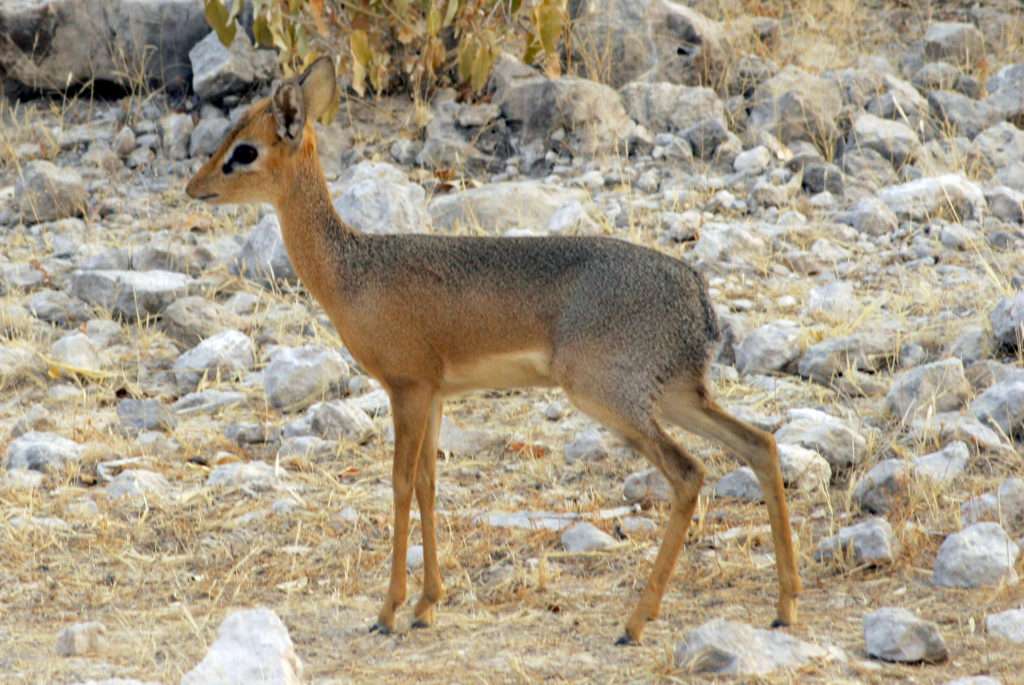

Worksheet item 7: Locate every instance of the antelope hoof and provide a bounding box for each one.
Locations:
[615,634,640,647]
[411,619,430,629]
[770,618,789,629]
[369,621,393,635]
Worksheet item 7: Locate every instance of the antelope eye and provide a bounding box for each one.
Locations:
[231,144,258,165]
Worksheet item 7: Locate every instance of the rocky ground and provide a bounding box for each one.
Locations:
[2,1,1024,683]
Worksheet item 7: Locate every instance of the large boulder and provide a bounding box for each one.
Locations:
[569,0,725,88]
[0,0,208,93]
[747,66,844,149]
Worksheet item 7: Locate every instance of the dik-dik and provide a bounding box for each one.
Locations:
[185,57,800,645]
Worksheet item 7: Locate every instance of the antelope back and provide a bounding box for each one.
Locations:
[185,57,338,207]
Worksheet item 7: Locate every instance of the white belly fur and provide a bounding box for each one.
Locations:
[442,349,554,393]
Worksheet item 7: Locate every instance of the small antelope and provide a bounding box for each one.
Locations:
[186,57,800,645]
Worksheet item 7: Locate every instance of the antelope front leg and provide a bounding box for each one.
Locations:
[370,384,436,634]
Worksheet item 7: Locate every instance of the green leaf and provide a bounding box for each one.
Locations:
[537,4,562,54]
[253,15,273,47]
[204,0,237,47]
[426,7,440,37]
[351,30,372,67]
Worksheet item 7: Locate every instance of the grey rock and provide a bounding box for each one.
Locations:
[886,358,970,421]
[814,517,901,565]
[117,398,177,433]
[105,469,171,498]
[853,459,909,515]
[998,478,1024,534]
[189,116,232,159]
[681,117,732,160]
[970,122,1024,172]
[878,174,985,222]
[52,331,102,372]
[56,621,107,657]
[14,161,87,224]
[839,147,898,188]
[619,82,724,134]
[172,390,245,415]
[206,462,279,489]
[563,427,609,463]
[438,416,502,456]
[733,145,772,173]
[619,516,658,537]
[70,269,193,321]
[961,494,999,527]
[777,444,831,492]
[472,510,578,532]
[180,608,302,685]
[160,112,193,160]
[866,74,929,129]
[972,376,1024,437]
[986,608,1024,643]
[233,215,297,287]
[747,65,843,147]
[775,408,868,471]
[913,441,968,484]
[801,161,843,195]
[560,522,617,552]
[171,329,254,393]
[623,467,672,503]
[5,431,83,472]
[224,422,279,445]
[933,522,1020,588]
[986,66,1024,125]
[349,388,390,418]
[417,98,495,173]
[25,290,90,326]
[799,331,895,385]
[331,162,429,235]
[715,467,763,501]
[570,0,725,88]
[863,608,948,663]
[189,30,277,101]
[735,320,801,376]
[264,345,349,412]
[985,186,1024,223]
[990,291,1024,350]
[923,22,986,66]
[494,69,648,157]
[10,404,51,439]
[158,296,246,348]
[285,400,374,445]
[847,113,920,167]
[941,677,1001,685]
[674,619,839,675]
[429,182,586,235]
[834,197,898,236]
[910,411,1014,456]
[928,90,1001,140]
[0,0,208,92]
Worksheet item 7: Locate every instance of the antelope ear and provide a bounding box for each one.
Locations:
[271,80,306,142]
[298,56,338,122]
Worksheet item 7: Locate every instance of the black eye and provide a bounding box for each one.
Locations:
[231,144,258,164]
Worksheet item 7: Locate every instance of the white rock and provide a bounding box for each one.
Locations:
[189,30,277,100]
[777,444,831,491]
[563,427,608,463]
[989,291,1024,350]
[233,215,297,286]
[972,376,1024,437]
[715,467,763,501]
[674,619,840,675]
[264,345,349,412]
[429,182,587,235]
[105,470,171,498]
[560,521,617,552]
[986,608,1024,643]
[886,358,970,422]
[853,460,909,515]
[406,545,424,571]
[206,462,279,489]
[913,441,968,484]
[733,145,772,173]
[863,607,948,663]
[70,269,193,322]
[735,320,801,375]
[932,522,1020,588]
[180,608,302,685]
[172,330,254,393]
[623,467,672,502]
[56,621,107,656]
[814,517,900,565]
[775,408,868,470]
[878,174,985,222]
[332,161,429,235]
[14,160,86,223]
[285,399,374,445]
[5,431,83,472]
[52,331,103,372]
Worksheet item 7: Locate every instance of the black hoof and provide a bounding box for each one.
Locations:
[770,618,789,629]
[411,619,430,629]
[369,622,392,635]
[615,634,639,647]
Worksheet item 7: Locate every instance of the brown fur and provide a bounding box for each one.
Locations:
[186,57,801,644]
